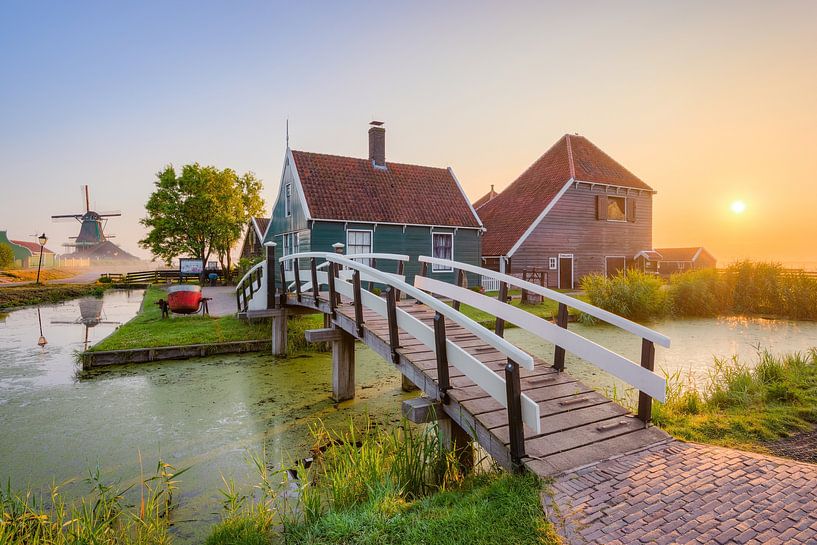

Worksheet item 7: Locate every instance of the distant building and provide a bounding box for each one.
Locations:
[634,247,717,277]
[239,217,270,260]
[473,185,499,209]
[478,134,655,289]
[262,122,483,285]
[0,231,57,268]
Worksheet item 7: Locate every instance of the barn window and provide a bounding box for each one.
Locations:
[282,232,299,271]
[432,232,454,272]
[549,257,557,270]
[285,184,292,217]
[607,196,626,222]
[347,230,373,266]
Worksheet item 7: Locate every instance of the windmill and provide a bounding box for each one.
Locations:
[51,185,121,252]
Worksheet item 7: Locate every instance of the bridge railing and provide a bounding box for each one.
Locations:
[280,251,541,466]
[417,256,670,424]
[235,261,265,313]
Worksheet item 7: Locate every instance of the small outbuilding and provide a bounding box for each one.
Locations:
[239,217,270,260]
[634,247,717,277]
[262,122,483,285]
[0,231,58,268]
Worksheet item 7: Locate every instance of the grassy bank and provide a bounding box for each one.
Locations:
[208,419,556,545]
[90,285,270,351]
[653,348,817,452]
[0,283,108,310]
[0,268,79,284]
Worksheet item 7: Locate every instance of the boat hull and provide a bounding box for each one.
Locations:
[166,285,202,314]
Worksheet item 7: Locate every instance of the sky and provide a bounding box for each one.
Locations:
[1,1,816,266]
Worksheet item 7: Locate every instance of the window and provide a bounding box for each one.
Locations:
[347,230,372,266]
[607,196,626,222]
[282,232,299,270]
[285,184,292,217]
[431,232,454,272]
[549,257,557,270]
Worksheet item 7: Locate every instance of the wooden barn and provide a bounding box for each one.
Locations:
[477,134,655,289]
[0,231,57,269]
[239,217,270,260]
[262,122,483,285]
[634,247,716,277]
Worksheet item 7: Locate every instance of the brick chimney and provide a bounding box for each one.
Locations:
[368,121,385,168]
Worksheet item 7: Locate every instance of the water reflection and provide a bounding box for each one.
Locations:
[36,307,47,348]
[50,296,120,350]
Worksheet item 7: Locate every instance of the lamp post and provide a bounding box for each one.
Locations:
[36,233,47,285]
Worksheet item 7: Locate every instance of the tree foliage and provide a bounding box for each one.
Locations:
[0,243,14,269]
[140,164,264,279]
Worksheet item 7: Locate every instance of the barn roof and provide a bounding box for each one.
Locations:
[473,185,499,209]
[11,240,56,254]
[653,247,706,262]
[479,134,654,256]
[252,217,270,238]
[290,150,481,228]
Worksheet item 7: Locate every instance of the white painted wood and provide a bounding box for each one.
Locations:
[281,253,535,370]
[415,276,666,402]
[331,274,541,433]
[235,261,268,312]
[417,256,671,348]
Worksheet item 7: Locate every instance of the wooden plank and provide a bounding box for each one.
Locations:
[304,328,343,342]
[523,416,646,458]
[461,382,593,415]
[478,390,613,429]
[491,402,628,444]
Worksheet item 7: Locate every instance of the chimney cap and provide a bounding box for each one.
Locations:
[370,120,384,126]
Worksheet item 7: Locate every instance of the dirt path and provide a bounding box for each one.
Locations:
[543,439,817,544]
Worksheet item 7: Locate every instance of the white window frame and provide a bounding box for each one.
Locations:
[548,257,557,270]
[604,255,627,277]
[346,229,373,266]
[285,183,292,218]
[431,232,454,272]
[606,195,627,223]
[282,231,299,271]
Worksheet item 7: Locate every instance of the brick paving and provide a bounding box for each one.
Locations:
[767,428,817,464]
[542,440,817,544]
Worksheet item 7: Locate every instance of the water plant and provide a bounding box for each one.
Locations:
[581,269,671,321]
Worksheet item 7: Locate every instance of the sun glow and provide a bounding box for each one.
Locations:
[730,200,747,214]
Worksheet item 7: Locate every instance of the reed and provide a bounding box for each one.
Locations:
[581,269,671,321]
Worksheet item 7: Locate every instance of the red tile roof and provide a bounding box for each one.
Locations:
[473,185,499,209]
[291,150,481,228]
[479,134,654,256]
[11,240,55,254]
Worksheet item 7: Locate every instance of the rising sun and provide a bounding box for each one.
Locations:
[730,200,747,214]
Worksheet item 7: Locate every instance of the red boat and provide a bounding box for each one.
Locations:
[166,285,202,314]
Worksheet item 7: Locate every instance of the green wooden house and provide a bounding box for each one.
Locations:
[262,123,483,287]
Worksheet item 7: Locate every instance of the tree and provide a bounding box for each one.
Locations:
[140,164,265,282]
[0,243,14,269]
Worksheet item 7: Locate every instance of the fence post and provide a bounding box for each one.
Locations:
[386,287,400,364]
[327,262,337,317]
[505,358,525,469]
[453,269,465,311]
[353,270,364,337]
[294,259,302,303]
[637,339,656,424]
[279,261,287,306]
[368,257,377,292]
[235,289,242,313]
[395,260,404,300]
[265,242,277,310]
[433,312,451,403]
[553,303,568,371]
[311,258,320,306]
[416,261,428,305]
[495,281,508,337]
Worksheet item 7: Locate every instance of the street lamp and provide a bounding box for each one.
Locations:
[36,233,47,285]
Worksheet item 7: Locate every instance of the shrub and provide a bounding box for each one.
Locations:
[669,268,729,317]
[0,243,13,269]
[723,260,783,315]
[581,270,670,322]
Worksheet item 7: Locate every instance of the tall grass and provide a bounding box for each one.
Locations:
[652,347,817,447]
[581,269,671,321]
[0,458,186,545]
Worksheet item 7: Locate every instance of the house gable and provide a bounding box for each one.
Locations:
[264,149,311,245]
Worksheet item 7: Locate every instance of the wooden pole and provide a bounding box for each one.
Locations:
[331,327,356,402]
[433,312,450,403]
[353,270,364,337]
[293,259,302,303]
[395,260,404,300]
[266,243,276,309]
[495,281,508,337]
[327,262,337,317]
[311,258,320,306]
[553,302,568,371]
[637,339,656,424]
[452,269,465,311]
[386,287,400,364]
[505,358,525,469]
[271,309,287,356]
[368,257,376,292]
[279,261,287,306]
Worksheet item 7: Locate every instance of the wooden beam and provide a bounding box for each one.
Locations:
[402,397,444,424]
[271,310,288,356]
[332,327,356,402]
[305,328,343,343]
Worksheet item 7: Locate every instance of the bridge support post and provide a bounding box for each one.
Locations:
[439,418,473,472]
[271,309,288,356]
[332,327,356,402]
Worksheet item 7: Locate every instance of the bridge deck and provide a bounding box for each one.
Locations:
[290,293,669,476]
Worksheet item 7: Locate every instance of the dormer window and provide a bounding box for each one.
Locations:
[285,184,292,217]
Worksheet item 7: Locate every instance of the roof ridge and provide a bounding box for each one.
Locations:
[291,149,450,172]
[565,134,576,179]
